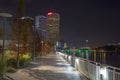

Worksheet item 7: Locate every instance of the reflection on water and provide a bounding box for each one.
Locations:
[83,52,120,68]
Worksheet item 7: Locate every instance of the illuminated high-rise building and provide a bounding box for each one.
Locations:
[35,15,46,41]
[46,12,60,44]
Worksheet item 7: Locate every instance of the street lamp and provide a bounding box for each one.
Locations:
[0,13,12,61]
[85,40,88,47]
[41,41,44,55]
[85,40,89,60]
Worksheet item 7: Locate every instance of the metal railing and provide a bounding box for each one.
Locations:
[58,52,120,80]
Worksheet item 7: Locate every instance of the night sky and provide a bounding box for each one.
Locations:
[0,0,120,48]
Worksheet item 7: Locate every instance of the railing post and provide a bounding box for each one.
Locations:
[93,50,96,62]
[113,68,115,80]
[98,64,101,80]
[102,50,106,64]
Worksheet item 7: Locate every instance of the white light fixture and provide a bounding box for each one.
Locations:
[100,67,106,75]
[75,58,79,64]
[0,13,12,17]
[68,56,71,60]
[100,66,107,79]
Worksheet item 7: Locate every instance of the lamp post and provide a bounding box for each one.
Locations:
[85,40,88,47]
[41,41,44,55]
[0,13,12,61]
[85,40,89,60]
[33,23,36,61]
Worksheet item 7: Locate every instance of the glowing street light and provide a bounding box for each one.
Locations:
[0,13,12,17]
[100,65,107,80]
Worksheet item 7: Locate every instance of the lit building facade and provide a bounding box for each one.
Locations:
[46,12,60,44]
[35,15,46,41]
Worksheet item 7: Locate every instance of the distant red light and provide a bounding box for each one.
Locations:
[47,12,53,16]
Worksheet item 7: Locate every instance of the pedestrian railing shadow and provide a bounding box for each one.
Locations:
[21,54,81,80]
[26,56,70,69]
[22,68,80,80]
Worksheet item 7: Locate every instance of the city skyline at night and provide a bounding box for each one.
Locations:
[0,0,120,48]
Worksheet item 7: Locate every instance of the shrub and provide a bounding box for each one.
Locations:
[19,54,31,67]
[7,59,17,68]
[0,61,7,76]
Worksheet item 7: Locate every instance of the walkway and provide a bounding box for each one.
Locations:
[6,52,89,80]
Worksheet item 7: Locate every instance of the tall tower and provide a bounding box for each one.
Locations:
[46,12,60,45]
[35,15,46,41]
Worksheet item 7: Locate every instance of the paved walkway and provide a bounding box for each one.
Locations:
[6,52,89,80]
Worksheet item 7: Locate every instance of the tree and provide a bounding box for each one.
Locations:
[9,17,33,68]
[43,41,51,55]
[33,31,41,56]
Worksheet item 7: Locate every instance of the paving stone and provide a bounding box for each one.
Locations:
[6,52,89,80]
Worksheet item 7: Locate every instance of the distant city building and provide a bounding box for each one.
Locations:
[46,12,60,44]
[35,15,46,41]
[63,43,68,49]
